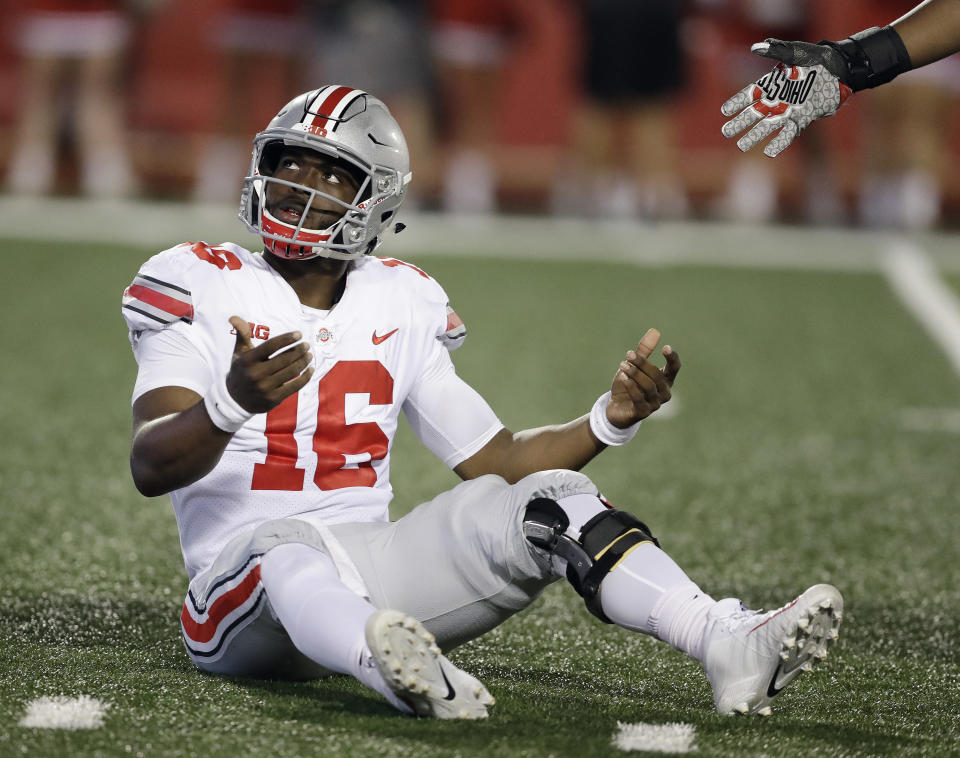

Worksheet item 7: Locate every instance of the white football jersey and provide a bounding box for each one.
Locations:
[123,242,503,579]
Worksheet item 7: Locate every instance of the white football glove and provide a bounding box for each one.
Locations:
[721,29,912,157]
[721,41,853,158]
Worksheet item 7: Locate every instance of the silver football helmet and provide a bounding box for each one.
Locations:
[240,86,411,261]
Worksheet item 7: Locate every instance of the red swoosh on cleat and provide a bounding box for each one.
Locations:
[372,328,399,345]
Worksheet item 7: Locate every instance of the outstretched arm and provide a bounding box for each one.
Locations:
[894,0,960,67]
[721,0,960,157]
[454,329,680,483]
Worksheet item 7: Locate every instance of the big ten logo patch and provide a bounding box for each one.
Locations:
[230,323,271,341]
[293,123,328,138]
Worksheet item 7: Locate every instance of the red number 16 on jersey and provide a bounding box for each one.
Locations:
[251,360,394,491]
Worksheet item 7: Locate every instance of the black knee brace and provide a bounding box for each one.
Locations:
[522,497,659,623]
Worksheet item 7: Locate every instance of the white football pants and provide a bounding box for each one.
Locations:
[180,470,595,678]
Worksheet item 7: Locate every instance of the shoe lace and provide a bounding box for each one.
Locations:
[715,602,760,634]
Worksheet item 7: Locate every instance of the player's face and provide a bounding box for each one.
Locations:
[264,147,362,229]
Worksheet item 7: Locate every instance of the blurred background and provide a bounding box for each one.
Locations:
[1,9,959,749]
[1,0,959,229]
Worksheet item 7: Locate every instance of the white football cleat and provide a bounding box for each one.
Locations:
[364,609,494,719]
[702,584,843,716]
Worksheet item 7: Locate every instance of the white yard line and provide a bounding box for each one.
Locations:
[613,722,696,753]
[0,197,910,271]
[900,407,960,434]
[881,240,960,380]
[5,196,960,274]
[19,696,108,730]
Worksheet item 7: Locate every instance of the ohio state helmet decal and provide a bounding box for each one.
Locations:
[240,86,412,262]
[302,85,366,135]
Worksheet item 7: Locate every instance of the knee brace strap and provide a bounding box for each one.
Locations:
[522,498,659,623]
[523,498,592,590]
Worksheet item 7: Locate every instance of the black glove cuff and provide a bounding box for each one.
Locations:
[820,26,912,92]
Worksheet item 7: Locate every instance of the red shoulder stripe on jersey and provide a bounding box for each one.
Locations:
[124,283,195,322]
[180,563,261,644]
[139,273,190,296]
[445,307,464,332]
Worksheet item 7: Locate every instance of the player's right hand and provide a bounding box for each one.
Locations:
[721,40,853,157]
[226,316,314,413]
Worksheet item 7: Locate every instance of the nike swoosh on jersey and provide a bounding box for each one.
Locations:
[372,328,399,345]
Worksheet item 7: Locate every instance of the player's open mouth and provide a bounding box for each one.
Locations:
[276,204,305,224]
[273,200,341,228]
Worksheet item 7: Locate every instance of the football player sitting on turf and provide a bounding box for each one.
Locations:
[122,86,842,719]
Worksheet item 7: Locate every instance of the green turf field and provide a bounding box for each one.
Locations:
[1,232,958,757]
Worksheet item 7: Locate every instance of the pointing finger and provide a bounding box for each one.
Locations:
[635,328,661,360]
[229,316,253,353]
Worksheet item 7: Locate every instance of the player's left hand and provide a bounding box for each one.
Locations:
[721,40,854,157]
[608,328,680,427]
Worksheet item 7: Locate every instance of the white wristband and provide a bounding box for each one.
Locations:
[203,375,255,433]
[589,391,641,446]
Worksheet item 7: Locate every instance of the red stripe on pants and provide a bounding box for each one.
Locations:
[181,564,262,644]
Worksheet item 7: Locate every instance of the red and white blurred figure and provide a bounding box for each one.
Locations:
[851,0,959,229]
[6,0,137,197]
[553,0,689,221]
[192,0,303,204]
[431,0,519,214]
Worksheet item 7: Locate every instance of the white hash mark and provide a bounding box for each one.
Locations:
[613,721,696,753]
[882,241,960,381]
[899,407,960,434]
[19,696,108,730]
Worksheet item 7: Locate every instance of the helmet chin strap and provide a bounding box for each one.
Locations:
[262,207,336,239]
[255,173,373,261]
[259,207,321,259]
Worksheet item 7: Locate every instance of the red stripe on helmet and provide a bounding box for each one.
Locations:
[124,284,195,320]
[180,564,262,644]
[310,86,355,131]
